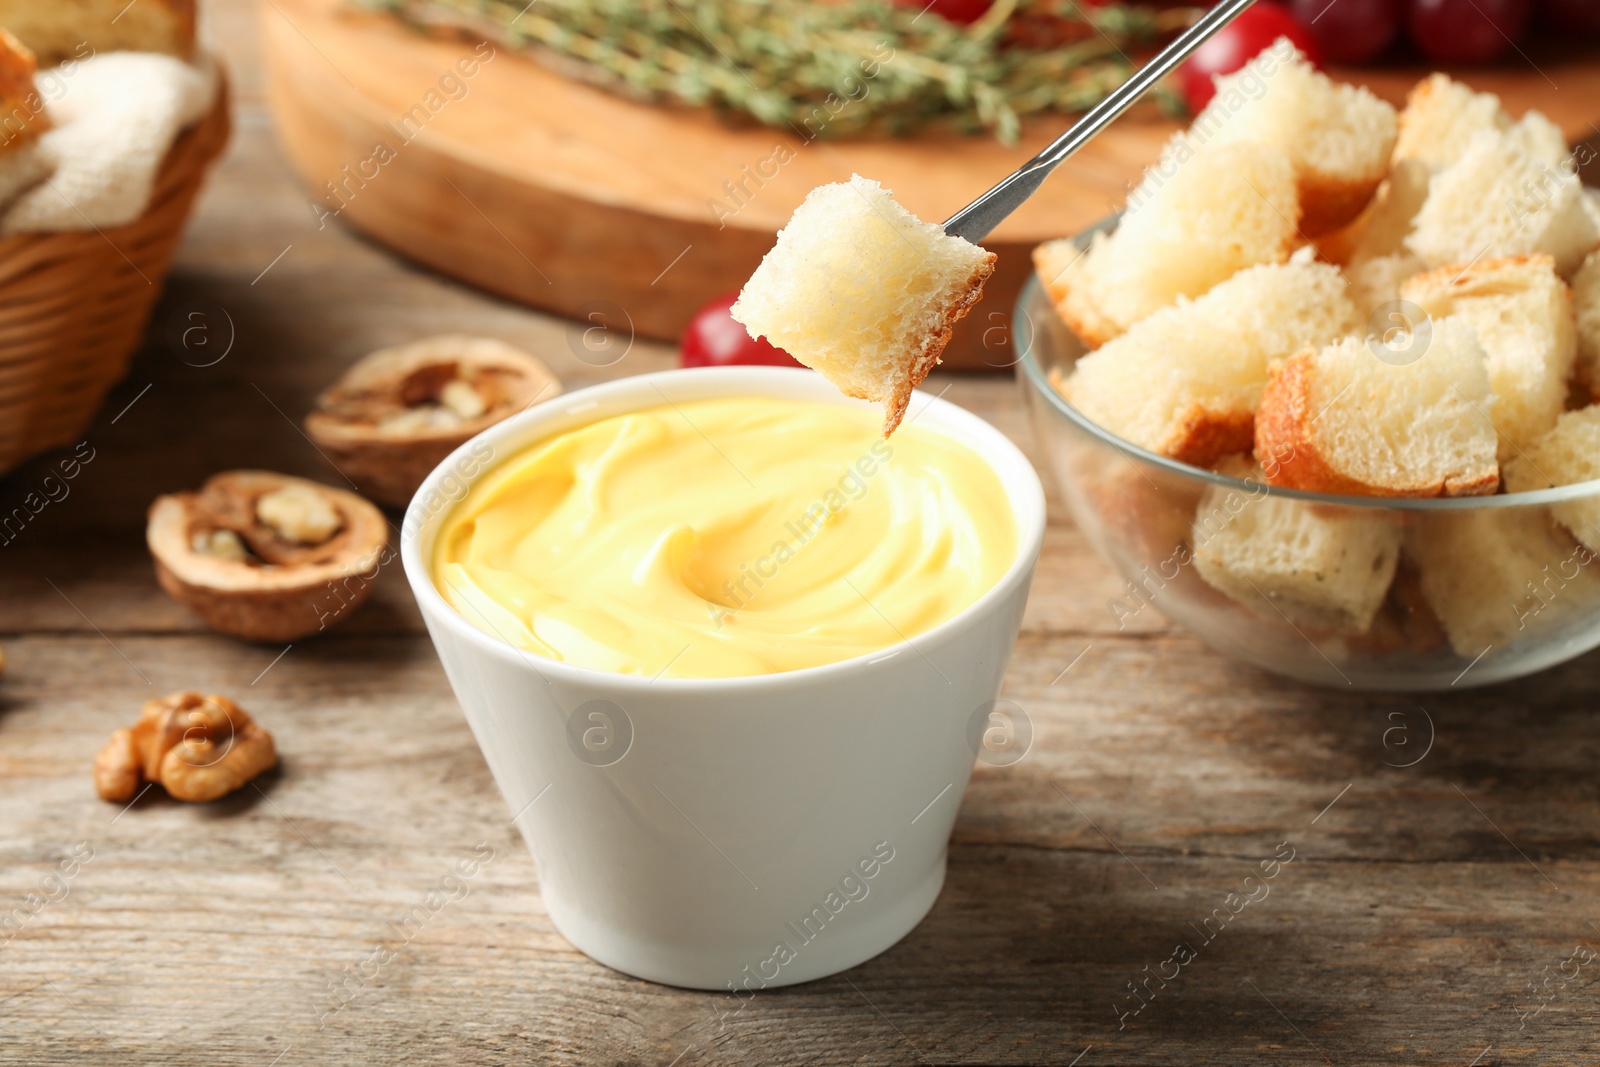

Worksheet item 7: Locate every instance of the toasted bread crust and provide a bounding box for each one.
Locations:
[1437,454,1502,497]
[1057,372,1253,469]
[1256,350,1500,497]
[165,0,199,49]
[1298,171,1385,238]
[1056,375,1254,470]
[1032,244,1118,348]
[1402,252,1558,297]
[1254,352,1367,493]
[0,28,35,100]
[1391,73,1492,168]
[881,250,996,435]
[1162,405,1256,469]
[1031,242,1072,306]
[1055,288,1120,349]
[1392,75,1445,162]
[1311,214,1366,268]
[0,28,46,153]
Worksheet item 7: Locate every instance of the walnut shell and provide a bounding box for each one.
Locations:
[147,471,390,642]
[304,336,561,507]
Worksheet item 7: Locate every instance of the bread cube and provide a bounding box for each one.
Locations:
[1505,111,1571,170]
[1033,237,1117,347]
[1401,255,1576,457]
[1059,251,1357,467]
[1393,74,1569,171]
[1345,252,1427,320]
[1075,459,1205,595]
[1255,317,1500,497]
[1344,560,1449,657]
[0,0,196,65]
[1393,74,1505,169]
[1196,39,1397,234]
[1192,457,1401,633]
[1034,136,1298,345]
[1406,131,1598,277]
[1503,406,1600,553]
[732,175,995,435]
[1574,249,1600,397]
[1409,507,1600,655]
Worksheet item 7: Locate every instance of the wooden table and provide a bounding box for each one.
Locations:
[4,3,1600,1063]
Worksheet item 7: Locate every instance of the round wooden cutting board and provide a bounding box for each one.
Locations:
[262,0,1600,367]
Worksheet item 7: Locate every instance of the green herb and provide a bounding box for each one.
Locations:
[360,0,1196,144]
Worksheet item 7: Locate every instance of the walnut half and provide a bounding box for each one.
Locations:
[147,471,389,642]
[94,692,277,803]
[304,336,562,507]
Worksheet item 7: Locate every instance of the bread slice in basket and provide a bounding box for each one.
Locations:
[1255,317,1500,497]
[732,174,994,435]
[1059,251,1357,468]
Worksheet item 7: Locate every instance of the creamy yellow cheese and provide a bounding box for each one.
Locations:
[431,397,1015,678]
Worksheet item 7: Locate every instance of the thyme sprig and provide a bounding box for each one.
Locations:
[361,0,1196,143]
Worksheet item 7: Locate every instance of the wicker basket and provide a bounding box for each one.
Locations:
[0,72,231,477]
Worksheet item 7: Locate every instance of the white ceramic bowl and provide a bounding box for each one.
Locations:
[401,367,1046,990]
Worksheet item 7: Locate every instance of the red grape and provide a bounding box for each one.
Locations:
[892,0,993,25]
[680,293,801,369]
[1291,0,1402,64]
[1539,0,1600,34]
[1408,0,1532,64]
[1178,3,1323,113]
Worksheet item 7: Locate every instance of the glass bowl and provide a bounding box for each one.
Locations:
[1014,227,1600,691]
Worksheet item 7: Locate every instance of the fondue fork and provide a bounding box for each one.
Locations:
[942,0,1257,243]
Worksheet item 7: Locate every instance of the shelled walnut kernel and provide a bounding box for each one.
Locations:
[94,692,277,803]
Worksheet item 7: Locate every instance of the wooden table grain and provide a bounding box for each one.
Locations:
[4,3,1600,1064]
